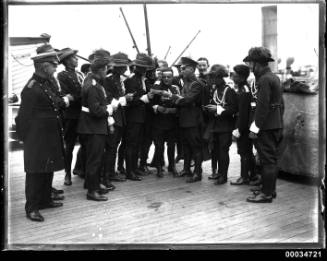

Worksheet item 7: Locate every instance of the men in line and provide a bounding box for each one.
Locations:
[244,47,283,203]
[77,49,112,201]
[171,57,204,183]
[205,65,238,185]
[230,64,256,185]
[57,48,84,186]
[151,67,180,177]
[124,53,154,181]
[102,52,132,183]
[16,44,73,222]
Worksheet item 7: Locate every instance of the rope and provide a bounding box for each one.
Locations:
[11,54,34,67]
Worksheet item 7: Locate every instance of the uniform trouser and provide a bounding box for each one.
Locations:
[212,132,233,178]
[176,128,184,158]
[82,134,106,192]
[117,130,126,170]
[254,129,283,195]
[236,130,255,180]
[73,146,85,174]
[63,118,79,174]
[103,126,123,176]
[181,126,203,175]
[125,122,144,175]
[153,127,176,169]
[211,135,219,173]
[25,172,53,213]
[139,122,153,168]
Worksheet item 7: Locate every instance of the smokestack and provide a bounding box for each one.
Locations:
[262,6,277,72]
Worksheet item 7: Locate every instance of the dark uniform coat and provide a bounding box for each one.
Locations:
[124,74,148,123]
[175,77,204,128]
[103,73,126,127]
[77,73,110,135]
[15,73,66,173]
[235,84,254,132]
[152,83,179,130]
[254,67,283,130]
[57,69,83,119]
[210,85,238,133]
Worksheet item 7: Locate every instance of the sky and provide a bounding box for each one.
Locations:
[8,3,319,71]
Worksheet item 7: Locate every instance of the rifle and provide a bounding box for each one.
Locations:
[170,30,201,67]
[120,7,140,54]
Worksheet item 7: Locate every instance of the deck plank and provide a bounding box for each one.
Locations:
[5,143,321,247]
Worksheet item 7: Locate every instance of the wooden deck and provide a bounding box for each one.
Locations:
[5,142,323,249]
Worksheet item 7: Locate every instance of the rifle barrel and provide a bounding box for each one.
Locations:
[170,30,201,66]
[120,7,140,54]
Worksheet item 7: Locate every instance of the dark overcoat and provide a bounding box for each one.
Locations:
[15,74,66,173]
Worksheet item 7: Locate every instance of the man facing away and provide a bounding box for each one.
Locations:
[244,47,284,203]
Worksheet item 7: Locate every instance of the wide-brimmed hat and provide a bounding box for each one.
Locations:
[89,49,111,67]
[58,47,78,63]
[109,52,130,67]
[132,53,153,68]
[31,43,59,64]
[243,47,275,63]
[207,64,229,78]
[233,64,250,79]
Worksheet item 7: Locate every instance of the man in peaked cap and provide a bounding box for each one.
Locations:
[169,57,205,183]
[76,49,111,201]
[102,52,134,184]
[57,47,85,186]
[15,44,73,222]
[205,64,238,185]
[243,47,283,203]
[123,53,155,181]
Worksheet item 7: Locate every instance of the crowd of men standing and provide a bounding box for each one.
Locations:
[15,44,284,222]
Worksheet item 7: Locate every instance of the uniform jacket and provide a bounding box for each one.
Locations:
[124,73,148,124]
[254,67,283,130]
[77,73,109,135]
[152,82,179,130]
[209,84,238,133]
[103,73,126,127]
[235,83,254,132]
[57,69,83,119]
[15,73,66,173]
[175,76,204,128]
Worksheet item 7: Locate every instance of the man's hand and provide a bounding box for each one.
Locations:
[232,129,241,139]
[205,104,217,113]
[147,92,154,99]
[125,93,134,102]
[249,131,258,139]
[157,106,166,113]
[65,94,74,101]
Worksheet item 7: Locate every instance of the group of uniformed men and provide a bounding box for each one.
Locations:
[15,44,284,222]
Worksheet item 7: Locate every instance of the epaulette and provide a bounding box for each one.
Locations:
[106,73,113,78]
[27,79,36,88]
[243,85,250,93]
[128,73,135,78]
[154,80,161,85]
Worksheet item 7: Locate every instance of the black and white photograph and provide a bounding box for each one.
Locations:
[2,0,326,251]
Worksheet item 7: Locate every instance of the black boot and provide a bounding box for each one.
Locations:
[64,172,72,186]
[156,167,163,178]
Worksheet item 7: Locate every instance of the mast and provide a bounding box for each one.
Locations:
[170,30,201,66]
[143,3,152,56]
[120,7,140,54]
